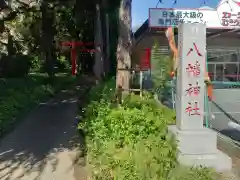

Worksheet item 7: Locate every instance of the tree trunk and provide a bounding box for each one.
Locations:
[105,13,110,69]
[74,0,82,76]
[102,0,110,76]
[93,3,104,80]
[116,0,132,93]
[7,32,15,56]
[40,2,55,77]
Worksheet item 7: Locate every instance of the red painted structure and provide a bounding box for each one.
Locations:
[61,42,96,75]
[140,48,151,70]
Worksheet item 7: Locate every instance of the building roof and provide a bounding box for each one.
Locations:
[134,19,149,39]
[134,19,179,40]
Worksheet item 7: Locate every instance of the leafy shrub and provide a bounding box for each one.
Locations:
[30,55,42,71]
[79,79,216,180]
[0,54,31,77]
[168,166,216,180]
[123,92,175,124]
[88,135,177,180]
[55,56,69,72]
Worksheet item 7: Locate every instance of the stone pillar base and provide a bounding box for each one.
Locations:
[168,125,232,172]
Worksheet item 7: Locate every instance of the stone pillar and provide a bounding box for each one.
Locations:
[168,23,232,172]
[175,23,205,130]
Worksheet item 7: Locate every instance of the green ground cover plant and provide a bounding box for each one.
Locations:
[0,73,76,137]
[78,79,217,180]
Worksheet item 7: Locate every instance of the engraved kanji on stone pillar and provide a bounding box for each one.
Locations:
[176,23,206,131]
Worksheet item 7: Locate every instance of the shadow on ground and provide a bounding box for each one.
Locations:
[0,75,95,180]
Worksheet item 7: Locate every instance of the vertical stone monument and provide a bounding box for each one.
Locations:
[168,23,232,172]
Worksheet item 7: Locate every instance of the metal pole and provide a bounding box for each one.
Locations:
[171,77,176,109]
[140,71,143,97]
[205,54,210,128]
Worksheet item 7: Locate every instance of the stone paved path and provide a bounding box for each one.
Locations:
[0,76,94,180]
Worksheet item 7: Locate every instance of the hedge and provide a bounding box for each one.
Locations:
[78,79,217,180]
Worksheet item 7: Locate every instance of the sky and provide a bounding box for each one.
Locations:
[132,0,220,31]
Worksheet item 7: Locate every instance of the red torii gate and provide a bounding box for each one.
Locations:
[61,42,96,75]
[62,41,150,76]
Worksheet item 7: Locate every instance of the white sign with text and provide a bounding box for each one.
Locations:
[149,0,240,29]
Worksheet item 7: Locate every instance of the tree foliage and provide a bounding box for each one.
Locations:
[0,0,121,77]
[151,41,172,94]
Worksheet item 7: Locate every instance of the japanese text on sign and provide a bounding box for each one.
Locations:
[185,102,201,116]
[186,61,201,77]
[157,10,206,27]
[150,7,240,28]
[162,10,203,18]
[221,11,240,27]
[185,82,200,96]
[184,43,202,116]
